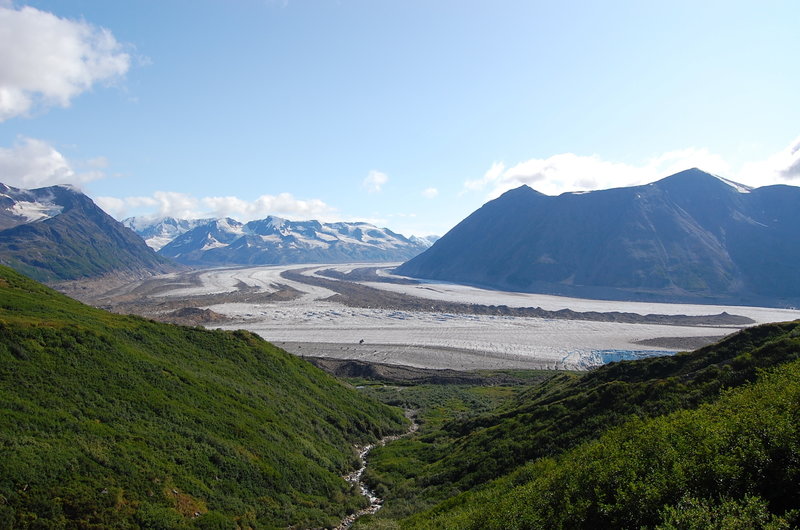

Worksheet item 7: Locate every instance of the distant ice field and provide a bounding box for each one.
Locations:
[151,264,800,371]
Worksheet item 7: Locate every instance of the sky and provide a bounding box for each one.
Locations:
[1,0,799,237]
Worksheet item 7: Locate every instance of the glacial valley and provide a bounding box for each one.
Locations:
[88,263,800,371]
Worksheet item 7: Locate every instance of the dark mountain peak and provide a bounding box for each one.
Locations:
[398,171,800,306]
[500,184,547,198]
[654,168,752,195]
[482,185,548,213]
[670,167,711,178]
[655,168,718,187]
[0,181,180,282]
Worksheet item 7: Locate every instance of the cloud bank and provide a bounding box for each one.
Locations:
[0,137,337,223]
[95,191,336,223]
[0,137,105,188]
[740,135,800,186]
[465,136,800,200]
[0,4,130,121]
[465,148,734,199]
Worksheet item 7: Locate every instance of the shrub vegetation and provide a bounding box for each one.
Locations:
[0,265,406,528]
[357,319,800,528]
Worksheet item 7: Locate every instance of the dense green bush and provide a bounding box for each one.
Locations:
[0,265,406,528]
[406,357,800,528]
[359,320,800,526]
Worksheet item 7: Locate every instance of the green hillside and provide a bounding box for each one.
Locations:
[0,265,406,528]
[357,320,800,527]
[407,353,800,528]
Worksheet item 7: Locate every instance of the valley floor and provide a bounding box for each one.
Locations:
[79,263,800,371]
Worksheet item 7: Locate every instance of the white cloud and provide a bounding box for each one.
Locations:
[740,135,800,186]
[95,193,195,220]
[0,5,130,121]
[421,187,438,199]
[363,170,389,193]
[0,137,105,188]
[646,148,731,180]
[93,196,127,218]
[97,191,337,222]
[465,147,734,199]
[202,193,335,220]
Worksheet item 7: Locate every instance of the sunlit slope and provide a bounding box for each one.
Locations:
[0,265,405,528]
[405,347,800,529]
[360,320,800,525]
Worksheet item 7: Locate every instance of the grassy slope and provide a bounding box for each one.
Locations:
[358,320,800,525]
[409,354,800,529]
[0,265,406,528]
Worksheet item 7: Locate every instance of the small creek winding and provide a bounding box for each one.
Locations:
[335,411,419,529]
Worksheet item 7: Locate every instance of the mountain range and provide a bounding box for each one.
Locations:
[125,215,435,266]
[122,216,215,250]
[0,182,178,283]
[396,168,800,307]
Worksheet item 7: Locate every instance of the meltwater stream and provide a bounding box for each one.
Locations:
[335,412,419,529]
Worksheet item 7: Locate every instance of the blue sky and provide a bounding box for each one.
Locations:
[1,0,799,237]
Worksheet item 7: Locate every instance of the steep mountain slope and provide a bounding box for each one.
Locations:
[157,215,430,266]
[0,265,405,528]
[360,320,800,527]
[0,183,179,282]
[122,216,215,250]
[396,169,800,306]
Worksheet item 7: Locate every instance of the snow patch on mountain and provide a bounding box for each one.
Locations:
[713,174,752,193]
[201,235,229,251]
[9,200,64,223]
[0,184,67,228]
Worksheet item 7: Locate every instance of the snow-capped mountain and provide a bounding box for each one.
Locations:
[410,235,440,247]
[0,183,179,282]
[122,216,215,250]
[153,215,431,266]
[157,217,245,258]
